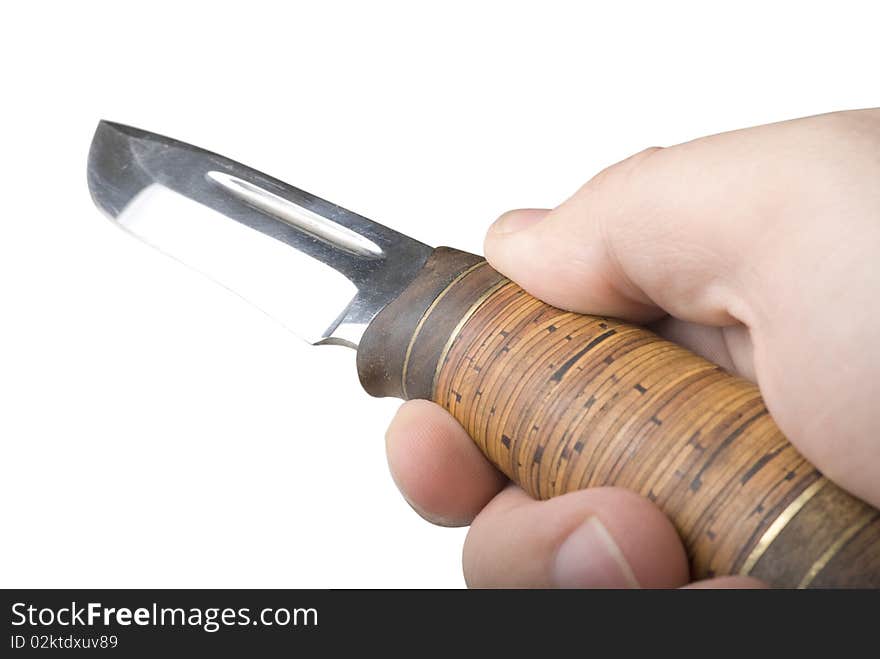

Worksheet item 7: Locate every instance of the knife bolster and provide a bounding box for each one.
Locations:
[357,247,488,398]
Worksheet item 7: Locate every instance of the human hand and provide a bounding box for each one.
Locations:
[385,109,880,588]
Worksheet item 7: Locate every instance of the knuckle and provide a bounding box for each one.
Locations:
[582,145,665,195]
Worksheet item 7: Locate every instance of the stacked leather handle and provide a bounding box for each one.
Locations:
[358,248,880,587]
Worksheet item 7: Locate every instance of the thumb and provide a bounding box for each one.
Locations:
[484,143,760,327]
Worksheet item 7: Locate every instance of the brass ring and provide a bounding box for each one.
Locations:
[400,261,489,399]
[739,477,826,576]
[430,278,511,398]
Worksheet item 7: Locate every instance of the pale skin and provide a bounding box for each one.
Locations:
[384,109,880,588]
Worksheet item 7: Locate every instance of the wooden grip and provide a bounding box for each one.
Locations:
[357,249,880,587]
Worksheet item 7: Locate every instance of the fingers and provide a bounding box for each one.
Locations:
[385,400,507,527]
[386,404,688,588]
[463,485,688,588]
[386,405,765,588]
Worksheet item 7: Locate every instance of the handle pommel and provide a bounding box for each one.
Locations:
[358,248,880,587]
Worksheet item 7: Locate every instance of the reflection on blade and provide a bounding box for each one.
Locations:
[87,121,433,348]
[117,185,359,345]
[205,171,385,259]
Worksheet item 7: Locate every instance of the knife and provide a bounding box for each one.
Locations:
[87,121,879,588]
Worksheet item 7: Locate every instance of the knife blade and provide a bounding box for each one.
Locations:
[87,121,880,588]
[87,121,432,348]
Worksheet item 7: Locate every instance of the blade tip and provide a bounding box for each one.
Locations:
[87,119,156,219]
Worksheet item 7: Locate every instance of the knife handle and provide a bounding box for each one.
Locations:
[357,248,880,587]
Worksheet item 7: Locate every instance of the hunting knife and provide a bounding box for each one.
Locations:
[87,121,879,587]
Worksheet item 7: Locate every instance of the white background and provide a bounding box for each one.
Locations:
[1,1,877,588]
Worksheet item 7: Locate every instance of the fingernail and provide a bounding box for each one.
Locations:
[490,209,548,235]
[553,517,640,589]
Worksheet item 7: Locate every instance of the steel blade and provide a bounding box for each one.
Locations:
[87,121,433,347]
